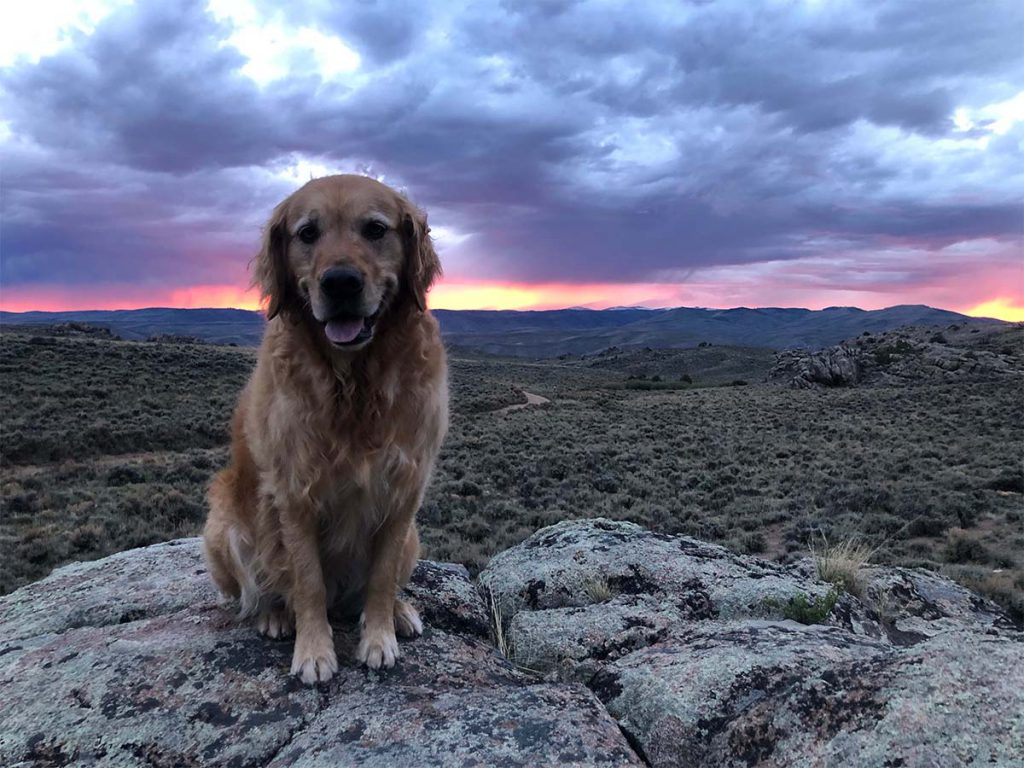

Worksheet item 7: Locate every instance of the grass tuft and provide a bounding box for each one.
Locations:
[583,576,613,603]
[486,588,513,661]
[812,533,876,597]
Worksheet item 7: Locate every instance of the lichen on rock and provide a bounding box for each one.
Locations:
[480,518,1024,768]
[2,519,1022,767]
[0,538,640,767]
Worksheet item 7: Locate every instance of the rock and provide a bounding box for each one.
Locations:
[506,595,687,681]
[479,518,885,676]
[0,539,640,767]
[0,538,217,644]
[860,563,1019,643]
[767,323,1024,388]
[480,519,1024,768]
[594,626,1023,767]
[4,520,1022,767]
[769,345,862,388]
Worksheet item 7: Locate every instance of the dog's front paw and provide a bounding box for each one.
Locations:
[356,622,399,670]
[256,605,294,639]
[290,629,338,684]
[394,598,423,638]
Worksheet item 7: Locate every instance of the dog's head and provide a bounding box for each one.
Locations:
[254,175,441,350]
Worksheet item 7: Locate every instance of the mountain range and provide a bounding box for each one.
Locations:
[0,305,1003,356]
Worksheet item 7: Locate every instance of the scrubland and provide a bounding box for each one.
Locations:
[2,325,1021,621]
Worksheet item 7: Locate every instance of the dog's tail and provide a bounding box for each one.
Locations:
[227,526,262,619]
[204,469,263,619]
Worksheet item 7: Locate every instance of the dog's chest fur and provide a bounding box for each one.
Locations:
[308,389,443,605]
[316,444,418,535]
[243,315,447,600]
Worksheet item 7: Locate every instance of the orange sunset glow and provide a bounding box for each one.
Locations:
[2,279,1022,322]
[0,285,264,313]
[965,297,1024,323]
[1,281,678,313]
[427,281,690,311]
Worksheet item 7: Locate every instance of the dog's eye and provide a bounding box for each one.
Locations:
[363,221,388,241]
[297,224,320,244]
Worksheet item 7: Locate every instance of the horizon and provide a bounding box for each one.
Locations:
[0,299,1015,323]
[1,281,1021,321]
[2,2,1022,322]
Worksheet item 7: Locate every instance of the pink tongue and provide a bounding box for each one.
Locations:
[325,317,364,344]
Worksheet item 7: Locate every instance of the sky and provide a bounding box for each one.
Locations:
[1,0,1022,319]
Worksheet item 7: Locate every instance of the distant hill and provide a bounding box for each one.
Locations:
[434,304,1002,356]
[569,345,779,386]
[0,304,1002,356]
[0,308,265,346]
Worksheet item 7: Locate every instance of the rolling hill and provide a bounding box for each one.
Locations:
[0,308,266,346]
[0,304,1002,356]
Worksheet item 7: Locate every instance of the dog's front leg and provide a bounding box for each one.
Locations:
[282,509,338,684]
[356,513,413,669]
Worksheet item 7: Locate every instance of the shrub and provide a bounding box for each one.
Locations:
[905,515,949,538]
[944,529,992,564]
[106,466,147,486]
[765,589,839,624]
[988,470,1024,494]
[735,531,767,554]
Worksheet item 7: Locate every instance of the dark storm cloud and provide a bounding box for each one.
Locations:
[1,0,1021,291]
[2,1,278,174]
[314,0,425,65]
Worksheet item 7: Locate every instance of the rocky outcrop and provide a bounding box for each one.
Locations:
[480,519,1024,767]
[0,539,639,767]
[2,520,1022,767]
[768,345,862,388]
[767,322,1024,388]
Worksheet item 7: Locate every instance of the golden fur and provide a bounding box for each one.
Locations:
[202,175,448,683]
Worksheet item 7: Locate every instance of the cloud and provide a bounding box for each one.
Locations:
[1,0,1022,309]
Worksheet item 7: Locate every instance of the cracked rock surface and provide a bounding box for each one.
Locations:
[0,538,639,767]
[480,518,1024,768]
[4,520,1022,767]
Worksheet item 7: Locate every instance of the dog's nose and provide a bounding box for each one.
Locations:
[320,266,364,299]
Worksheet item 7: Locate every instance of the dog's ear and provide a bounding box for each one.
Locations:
[252,200,295,320]
[401,206,442,312]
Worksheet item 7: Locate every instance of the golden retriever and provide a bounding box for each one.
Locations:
[202,175,448,683]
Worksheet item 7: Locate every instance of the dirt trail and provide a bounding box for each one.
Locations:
[492,391,550,415]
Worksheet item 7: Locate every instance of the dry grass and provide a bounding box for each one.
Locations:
[812,533,877,596]
[584,576,613,603]
[947,568,1024,621]
[486,588,513,661]
[485,588,545,674]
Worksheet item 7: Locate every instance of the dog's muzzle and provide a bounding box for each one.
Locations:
[317,267,379,347]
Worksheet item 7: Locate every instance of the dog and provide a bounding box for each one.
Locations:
[202,175,448,684]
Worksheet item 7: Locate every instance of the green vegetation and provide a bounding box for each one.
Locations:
[872,338,915,366]
[766,589,840,625]
[2,324,1022,624]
